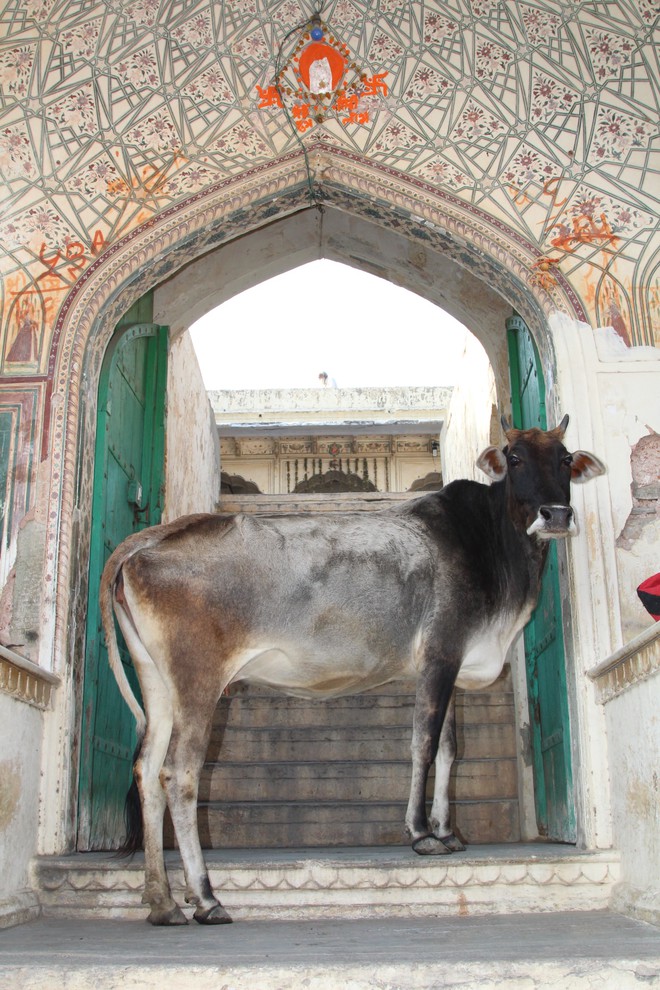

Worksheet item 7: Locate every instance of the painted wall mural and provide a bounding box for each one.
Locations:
[0,0,657,381]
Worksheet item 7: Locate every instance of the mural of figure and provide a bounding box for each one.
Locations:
[6,304,39,365]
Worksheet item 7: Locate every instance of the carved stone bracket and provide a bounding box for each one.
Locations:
[0,646,60,711]
[588,623,660,704]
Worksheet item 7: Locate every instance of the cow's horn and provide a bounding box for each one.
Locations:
[554,413,569,437]
[501,415,513,436]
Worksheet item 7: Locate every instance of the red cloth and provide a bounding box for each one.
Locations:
[637,573,660,621]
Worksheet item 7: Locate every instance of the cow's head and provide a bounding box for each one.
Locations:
[477,414,605,539]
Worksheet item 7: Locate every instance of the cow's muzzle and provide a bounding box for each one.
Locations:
[527,504,577,539]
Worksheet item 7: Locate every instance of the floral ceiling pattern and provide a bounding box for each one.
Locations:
[0,0,658,376]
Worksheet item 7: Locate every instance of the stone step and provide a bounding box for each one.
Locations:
[7,909,659,990]
[200,756,518,803]
[193,798,521,848]
[32,844,621,924]
[212,721,517,762]
[8,908,660,990]
[217,685,515,729]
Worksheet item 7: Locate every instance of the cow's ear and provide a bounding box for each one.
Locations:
[477,446,508,481]
[570,450,606,483]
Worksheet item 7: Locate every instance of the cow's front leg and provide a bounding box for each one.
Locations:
[405,663,457,856]
[429,692,465,853]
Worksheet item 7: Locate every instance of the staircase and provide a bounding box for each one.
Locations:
[181,673,520,850]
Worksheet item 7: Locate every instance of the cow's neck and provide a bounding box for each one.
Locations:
[490,481,550,612]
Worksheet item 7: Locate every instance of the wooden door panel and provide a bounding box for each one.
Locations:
[507,315,575,842]
[78,317,167,850]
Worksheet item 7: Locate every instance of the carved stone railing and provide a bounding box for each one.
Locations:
[0,645,60,710]
[218,491,418,515]
[587,623,660,704]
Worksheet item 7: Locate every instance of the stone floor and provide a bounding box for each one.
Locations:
[2,910,660,990]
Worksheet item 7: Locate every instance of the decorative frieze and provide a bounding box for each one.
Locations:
[0,646,60,711]
[222,434,435,459]
[33,846,621,922]
[588,623,660,705]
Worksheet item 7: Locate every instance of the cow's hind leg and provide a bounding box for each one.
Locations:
[133,670,188,925]
[161,704,232,926]
[429,693,465,853]
[115,609,187,926]
[405,662,457,856]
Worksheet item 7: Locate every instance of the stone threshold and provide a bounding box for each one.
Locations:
[33,843,621,923]
[3,912,660,990]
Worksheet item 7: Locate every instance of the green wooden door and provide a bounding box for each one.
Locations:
[78,307,168,850]
[507,314,576,842]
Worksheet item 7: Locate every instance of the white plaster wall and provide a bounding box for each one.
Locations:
[589,333,660,642]
[0,694,42,927]
[394,455,442,492]
[163,330,221,520]
[442,331,496,483]
[224,458,275,494]
[606,673,660,925]
[550,314,660,862]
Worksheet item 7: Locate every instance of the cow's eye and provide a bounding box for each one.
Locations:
[509,454,521,467]
[562,454,573,467]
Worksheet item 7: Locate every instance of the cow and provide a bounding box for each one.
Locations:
[100,414,604,926]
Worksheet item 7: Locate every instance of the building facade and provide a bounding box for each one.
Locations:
[0,0,659,928]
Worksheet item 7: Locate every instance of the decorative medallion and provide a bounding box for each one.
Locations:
[256,14,388,132]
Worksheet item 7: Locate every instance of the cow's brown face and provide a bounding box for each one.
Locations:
[477,415,606,539]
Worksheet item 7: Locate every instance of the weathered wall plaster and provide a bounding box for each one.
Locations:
[616,429,660,639]
[442,331,497,484]
[587,332,660,642]
[0,693,42,927]
[606,672,660,926]
[163,330,221,520]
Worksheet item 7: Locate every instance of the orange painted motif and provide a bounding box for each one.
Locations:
[550,212,620,253]
[3,230,108,367]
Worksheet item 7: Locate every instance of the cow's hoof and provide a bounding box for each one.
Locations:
[438,832,465,853]
[411,834,452,856]
[193,903,233,925]
[147,905,189,926]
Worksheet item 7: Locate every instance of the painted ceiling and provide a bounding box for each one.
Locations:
[0,0,658,378]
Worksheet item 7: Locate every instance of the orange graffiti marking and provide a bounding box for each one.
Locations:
[362,72,388,96]
[507,183,531,206]
[342,110,369,126]
[107,155,186,201]
[542,176,568,208]
[550,212,620,254]
[335,91,358,113]
[256,85,282,108]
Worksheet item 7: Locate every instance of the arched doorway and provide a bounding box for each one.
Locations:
[61,177,594,853]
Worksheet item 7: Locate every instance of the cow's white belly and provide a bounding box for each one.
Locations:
[234,644,414,699]
[455,615,525,690]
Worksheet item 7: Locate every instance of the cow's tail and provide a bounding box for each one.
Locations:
[101,531,160,857]
[99,538,148,739]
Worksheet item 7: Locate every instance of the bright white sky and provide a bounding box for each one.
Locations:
[189,259,472,390]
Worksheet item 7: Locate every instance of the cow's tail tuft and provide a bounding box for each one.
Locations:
[116,739,145,857]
